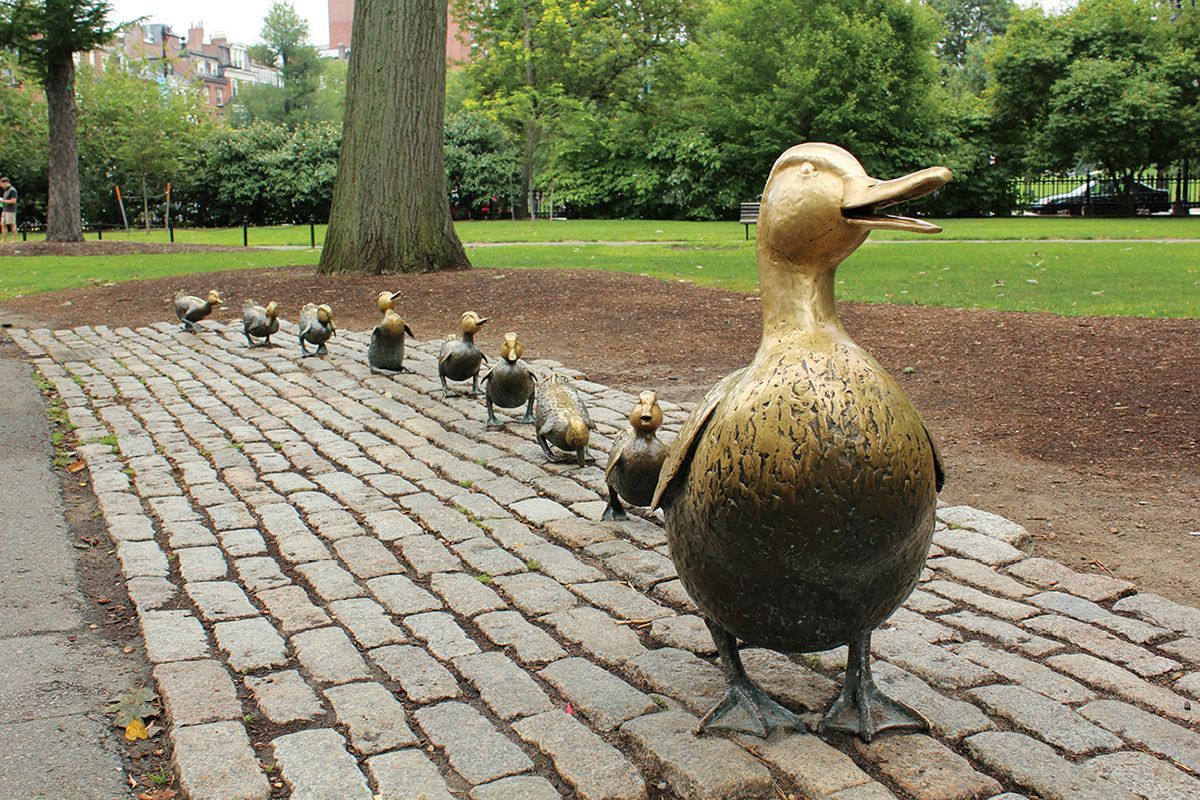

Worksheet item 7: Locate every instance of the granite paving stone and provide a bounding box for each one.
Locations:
[965,684,1122,755]
[367,574,443,615]
[746,731,877,798]
[244,670,325,724]
[937,611,1064,657]
[370,644,462,703]
[431,572,508,617]
[1028,590,1169,644]
[648,614,717,655]
[452,536,529,576]
[141,609,210,663]
[1083,751,1200,800]
[256,585,333,633]
[469,775,561,800]
[1077,698,1200,772]
[234,556,290,592]
[290,626,373,684]
[272,729,373,800]
[872,629,997,689]
[512,709,647,800]
[367,750,458,800]
[964,731,1139,800]
[154,659,243,726]
[333,535,405,578]
[414,701,534,785]
[1023,614,1179,676]
[186,580,261,621]
[625,648,724,715]
[172,721,271,800]
[404,611,481,659]
[1112,591,1200,637]
[924,580,1040,621]
[539,657,661,730]
[397,534,463,575]
[295,560,367,601]
[871,662,997,741]
[493,572,577,616]
[453,651,554,720]
[621,710,774,799]
[324,682,420,755]
[327,597,409,648]
[950,641,1096,704]
[214,616,290,671]
[541,606,648,667]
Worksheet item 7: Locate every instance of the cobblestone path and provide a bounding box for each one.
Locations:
[11,319,1200,800]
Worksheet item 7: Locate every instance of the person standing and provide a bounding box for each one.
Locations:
[0,177,16,243]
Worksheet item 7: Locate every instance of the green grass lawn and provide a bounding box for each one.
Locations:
[4,219,1198,318]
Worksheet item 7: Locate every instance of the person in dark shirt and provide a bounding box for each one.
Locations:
[0,177,16,243]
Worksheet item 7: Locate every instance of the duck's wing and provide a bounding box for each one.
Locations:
[926,423,947,492]
[651,367,747,510]
[604,427,633,483]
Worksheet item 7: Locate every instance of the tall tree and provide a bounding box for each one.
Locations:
[989,0,1191,211]
[318,0,469,274]
[0,0,124,241]
[247,1,323,128]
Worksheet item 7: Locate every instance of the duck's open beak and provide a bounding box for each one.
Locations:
[842,166,952,233]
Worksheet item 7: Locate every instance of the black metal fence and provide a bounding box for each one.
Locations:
[1015,169,1199,215]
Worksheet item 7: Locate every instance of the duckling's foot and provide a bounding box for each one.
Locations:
[602,493,628,521]
[817,634,927,742]
[700,620,805,738]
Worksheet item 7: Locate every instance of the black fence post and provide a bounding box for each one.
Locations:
[243,219,248,247]
[169,221,174,243]
[21,226,27,242]
[310,217,315,248]
[96,223,102,240]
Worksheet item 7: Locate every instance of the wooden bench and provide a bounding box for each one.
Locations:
[740,202,760,239]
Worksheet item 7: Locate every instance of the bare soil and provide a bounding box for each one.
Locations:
[2,240,1197,608]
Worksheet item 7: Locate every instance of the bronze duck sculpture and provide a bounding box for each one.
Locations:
[438,311,488,396]
[174,289,222,333]
[534,373,593,467]
[298,303,335,357]
[369,306,416,374]
[242,300,280,347]
[377,290,401,314]
[652,143,950,742]
[481,332,536,428]
[603,391,669,521]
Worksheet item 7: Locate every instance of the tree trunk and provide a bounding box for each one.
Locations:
[45,50,83,242]
[318,0,470,274]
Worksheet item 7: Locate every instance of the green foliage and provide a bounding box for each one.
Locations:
[75,59,211,228]
[0,0,121,83]
[444,110,521,218]
[184,121,340,225]
[233,1,324,128]
[988,0,1194,212]
[0,56,50,222]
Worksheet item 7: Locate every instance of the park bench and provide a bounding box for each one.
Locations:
[740,202,760,239]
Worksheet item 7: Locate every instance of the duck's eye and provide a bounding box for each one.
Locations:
[798,162,817,176]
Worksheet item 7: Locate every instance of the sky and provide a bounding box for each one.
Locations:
[106,0,1074,52]
[107,0,333,48]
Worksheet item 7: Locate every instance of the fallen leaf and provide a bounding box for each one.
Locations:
[68,460,86,473]
[107,687,160,727]
[125,718,149,740]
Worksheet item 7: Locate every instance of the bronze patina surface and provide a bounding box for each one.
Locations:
[242,300,280,347]
[298,303,335,357]
[438,311,488,396]
[603,390,668,521]
[482,332,536,428]
[653,142,950,741]
[535,373,593,467]
[174,289,222,333]
[369,303,416,375]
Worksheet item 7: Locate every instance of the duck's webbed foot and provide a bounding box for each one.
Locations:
[700,620,805,738]
[521,397,535,425]
[602,490,627,521]
[817,634,927,742]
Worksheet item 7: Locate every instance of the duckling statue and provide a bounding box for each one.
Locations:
[298,303,335,357]
[534,373,593,467]
[242,300,280,347]
[438,311,488,396]
[174,289,222,333]
[603,391,668,521]
[369,306,416,375]
[376,290,401,314]
[481,332,536,428]
[652,143,950,742]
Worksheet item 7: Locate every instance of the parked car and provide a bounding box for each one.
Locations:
[1029,179,1170,215]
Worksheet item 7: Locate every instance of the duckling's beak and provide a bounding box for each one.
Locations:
[842,166,951,233]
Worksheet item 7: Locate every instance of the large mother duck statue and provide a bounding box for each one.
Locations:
[653,143,950,742]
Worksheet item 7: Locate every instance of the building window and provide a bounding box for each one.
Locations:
[217,88,224,105]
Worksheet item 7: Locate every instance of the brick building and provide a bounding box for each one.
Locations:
[326,0,470,64]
